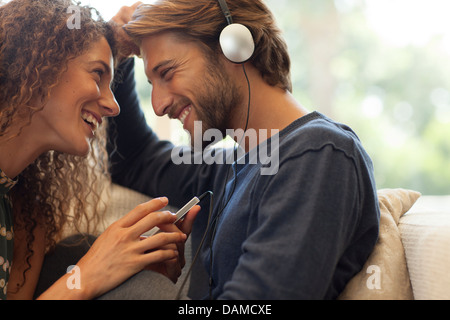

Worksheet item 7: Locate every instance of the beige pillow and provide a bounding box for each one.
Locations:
[338,188,421,300]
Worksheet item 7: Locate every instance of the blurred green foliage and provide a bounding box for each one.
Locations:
[264,0,450,195]
[135,0,450,195]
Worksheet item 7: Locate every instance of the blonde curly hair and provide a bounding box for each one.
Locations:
[0,0,118,287]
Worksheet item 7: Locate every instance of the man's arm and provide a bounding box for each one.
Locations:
[219,146,379,299]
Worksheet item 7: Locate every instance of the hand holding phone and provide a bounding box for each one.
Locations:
[145,196,200,237]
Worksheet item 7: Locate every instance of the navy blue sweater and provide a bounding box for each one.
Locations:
[108,59,380,300]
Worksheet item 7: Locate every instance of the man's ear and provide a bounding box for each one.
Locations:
[218,53,248,75]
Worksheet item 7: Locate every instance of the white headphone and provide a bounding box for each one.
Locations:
[217,0,255,64]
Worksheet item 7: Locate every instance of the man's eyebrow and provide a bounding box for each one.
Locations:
[152,59,174,74]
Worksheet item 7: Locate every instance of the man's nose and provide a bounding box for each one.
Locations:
[151,84,172,117]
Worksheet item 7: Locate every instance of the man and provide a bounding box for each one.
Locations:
[109,0,380,299]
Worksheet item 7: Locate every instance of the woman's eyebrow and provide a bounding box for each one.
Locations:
[89,60,112,75]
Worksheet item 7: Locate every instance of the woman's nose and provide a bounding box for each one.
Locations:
[100,88,120,117]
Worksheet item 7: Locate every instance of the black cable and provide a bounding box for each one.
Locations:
[175,63,251,300]
[208,63,251,299]
[175,191,213,300]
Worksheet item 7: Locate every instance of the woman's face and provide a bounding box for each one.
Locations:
[31,37,120,156]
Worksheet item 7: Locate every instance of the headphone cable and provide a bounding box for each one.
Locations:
[175,191,214,300]
[175,63,251,300]
[207,63,251,299]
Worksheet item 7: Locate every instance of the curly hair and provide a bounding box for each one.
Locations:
[0,0,117,290]
[124,0,292,92]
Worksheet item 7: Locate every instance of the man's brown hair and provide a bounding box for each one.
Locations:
[125,0,292,92]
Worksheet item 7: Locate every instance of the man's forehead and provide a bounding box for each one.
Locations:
[141,33,201,71]
[141,32,183,52]
[141,33,177,64]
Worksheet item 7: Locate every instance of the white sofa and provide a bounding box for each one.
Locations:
[399,194,450,300]
[104,184,450,300]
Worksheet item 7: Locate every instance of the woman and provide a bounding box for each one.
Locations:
[0,0,196,299]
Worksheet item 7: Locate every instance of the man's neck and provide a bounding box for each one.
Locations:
[230,65,308,152]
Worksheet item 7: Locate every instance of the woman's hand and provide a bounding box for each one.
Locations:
[38,197,188,300]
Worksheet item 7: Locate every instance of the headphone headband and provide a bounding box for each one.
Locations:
[217,0,233,25]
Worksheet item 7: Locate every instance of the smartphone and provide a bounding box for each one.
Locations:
[145,196,200,237]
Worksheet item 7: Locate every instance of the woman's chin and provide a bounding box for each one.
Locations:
[56,140,91,157]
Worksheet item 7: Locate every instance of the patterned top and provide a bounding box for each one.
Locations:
[0,169,17,299]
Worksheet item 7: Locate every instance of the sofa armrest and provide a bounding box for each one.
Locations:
[399,195,450,300]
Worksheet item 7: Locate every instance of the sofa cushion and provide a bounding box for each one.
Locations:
[338,188,421,300]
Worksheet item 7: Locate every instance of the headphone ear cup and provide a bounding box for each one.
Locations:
[219,23,255,64]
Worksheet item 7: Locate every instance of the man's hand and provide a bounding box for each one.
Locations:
[144,205,201,283]
[109,2,143,62]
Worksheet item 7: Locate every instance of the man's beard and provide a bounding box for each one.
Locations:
[190,59,243,150]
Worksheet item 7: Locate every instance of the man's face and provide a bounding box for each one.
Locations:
[141,32,242,148]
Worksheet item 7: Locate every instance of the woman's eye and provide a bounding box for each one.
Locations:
[93,69,105,80]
